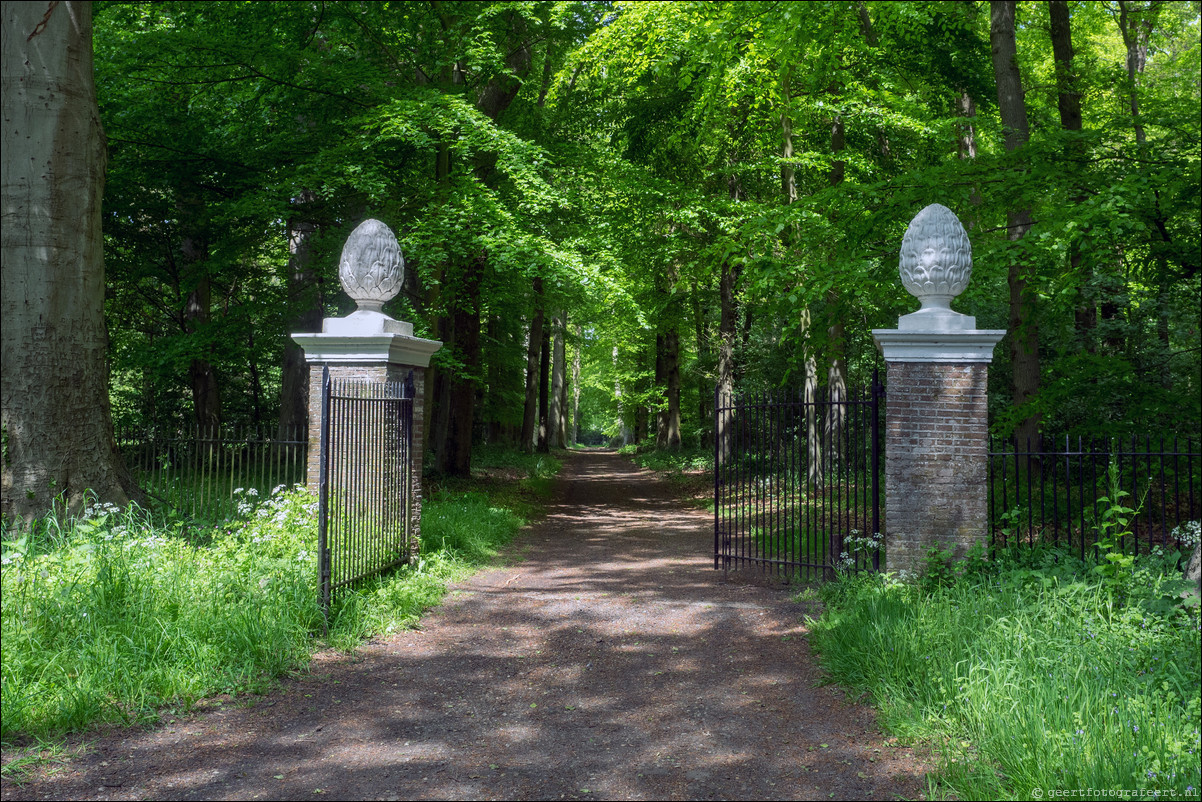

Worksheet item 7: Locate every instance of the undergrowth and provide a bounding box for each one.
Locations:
[808,539,1202,800]
[0,454,556,748]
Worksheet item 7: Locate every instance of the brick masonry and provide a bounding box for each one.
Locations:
[307,362,427,558]
[884,361,989,576]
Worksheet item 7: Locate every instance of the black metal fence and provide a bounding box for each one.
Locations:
[988,435,1200,558]
[317,368,416,615]
[714,373,884,580]
[116,424,308,520]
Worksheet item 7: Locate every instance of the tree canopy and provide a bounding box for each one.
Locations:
[6,0,1199,504]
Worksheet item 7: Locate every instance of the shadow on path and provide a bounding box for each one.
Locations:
[1,450,930,802]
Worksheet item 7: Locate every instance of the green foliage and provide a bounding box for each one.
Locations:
[810,547,1202,799]
[1,449,554,739]
[82,0,1201,452]
[1092,461,1144,585]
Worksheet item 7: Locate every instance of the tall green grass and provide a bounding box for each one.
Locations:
[809,546,1202,800]
[1,462,550,742]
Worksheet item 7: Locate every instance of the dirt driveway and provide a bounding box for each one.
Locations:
[2,450,930,801]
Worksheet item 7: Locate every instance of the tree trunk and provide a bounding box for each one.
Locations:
[716,259,738,463]
[1117,0,1162,147]
[1,0,137,516]
[665,327,682,451]
[957,90,978,161]
[613,345,630,446]
[781,71,822,482]
[557,317,570,447]
[991,0,1041,449]
[693,285,713,450]
[655,332,667,448]
[549,311,566,449]
[537,316,550,453]
[520,278,544,453]
[1048,1,1082,133]
[823,113,848,458]
[1048,0,1095,350]
[571,325,582,445]
[180,222,222,431]
[278,199,323,439]
[443,258,483,476]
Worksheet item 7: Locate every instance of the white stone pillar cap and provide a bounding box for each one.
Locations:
[291,330,443,367]
[872,328,1006,363]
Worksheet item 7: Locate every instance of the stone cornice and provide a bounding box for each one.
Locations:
[871,328,1006,363]
[291,331,443,367]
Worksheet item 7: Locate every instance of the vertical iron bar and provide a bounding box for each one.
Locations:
[871,370,880,571]
[1159,436,1167,551]
[318,367,332,624]
[714,384,720,570]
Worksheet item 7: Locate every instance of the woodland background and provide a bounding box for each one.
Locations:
[6,0,1201,503]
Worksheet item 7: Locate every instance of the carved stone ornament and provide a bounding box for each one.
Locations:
[898,203,972,311]
[338,219,404,313]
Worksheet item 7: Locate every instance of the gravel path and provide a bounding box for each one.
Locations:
[2,450,931,801]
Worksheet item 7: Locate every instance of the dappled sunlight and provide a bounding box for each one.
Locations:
[6,450,927,801]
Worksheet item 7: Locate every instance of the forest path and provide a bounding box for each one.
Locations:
[2,450,930,801]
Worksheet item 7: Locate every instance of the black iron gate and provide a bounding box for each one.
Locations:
[317,366,415,615]
[714,372,884,579]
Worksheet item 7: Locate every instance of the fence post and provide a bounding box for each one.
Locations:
[872,204,1006,577]
[291,220,442,567]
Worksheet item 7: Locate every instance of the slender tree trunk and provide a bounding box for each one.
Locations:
[571,325,582,445]
[549,311,566,449]
[1,0,137,516]
[991,0,1041,449]
[537,318,550,453]
[277,201,323,438]
[180,226,222,432]
[665,328,682,451]
[716,227,739,462]
[781,70,822,482]
[655,332,667,448]
[957,90,978,161]
[1117,0,1162,147]
[824,114,848,459]
[520,278,544,452]
[435,257,482,476]
[613,346,630,446]
[693,286,713,450]
[558,329,570,448]
[1048,0,1095,350]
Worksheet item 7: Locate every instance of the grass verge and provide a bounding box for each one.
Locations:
[0,449,559,761]
[808,544,1202,800]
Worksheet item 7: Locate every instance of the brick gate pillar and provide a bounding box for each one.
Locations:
[872,204,1005,577]
[290,219,441,552]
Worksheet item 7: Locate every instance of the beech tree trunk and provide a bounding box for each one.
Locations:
[1048,0,1096,349]
[278,196,323,438]
[1,0,137,516]
[661,327,682,451]
[1117,0,1162,147]
[716,230,738,462]
[613,346,630,446]
[655,333,667,448]
[991,0,1041,450]
[549,311,566,449]
[823,114,848,460]
[537,318,550,453]
[571,325,582,445]
[520,278,544,453]
[781,74,821,482]
[180,216,222,431]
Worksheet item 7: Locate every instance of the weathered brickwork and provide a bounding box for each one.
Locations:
[306,362,427,558]
[884,361,989,575]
